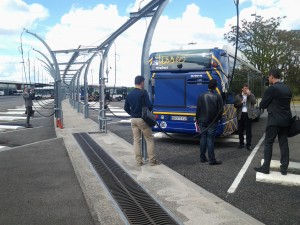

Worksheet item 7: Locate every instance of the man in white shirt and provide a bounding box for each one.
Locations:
[234,84,257,150]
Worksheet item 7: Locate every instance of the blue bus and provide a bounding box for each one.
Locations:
[149,46,262,137]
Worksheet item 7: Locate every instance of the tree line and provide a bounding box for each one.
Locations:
[224,16,300,96]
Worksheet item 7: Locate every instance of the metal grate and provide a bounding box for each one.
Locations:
[73,132,180,225]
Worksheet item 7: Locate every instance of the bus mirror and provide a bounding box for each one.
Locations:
[177,63,182,69]
[220,51,227,57]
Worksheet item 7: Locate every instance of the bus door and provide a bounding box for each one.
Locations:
[152,72,209,134]
[185,72,211,111]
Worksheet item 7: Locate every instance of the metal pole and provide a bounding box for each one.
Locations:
[140,0,169,160]
[83,52,98,118]
[98,50,107,131]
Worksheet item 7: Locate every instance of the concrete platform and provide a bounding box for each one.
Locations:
[56,99,265,225]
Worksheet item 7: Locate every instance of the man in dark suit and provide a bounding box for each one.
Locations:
[254,69,292,175]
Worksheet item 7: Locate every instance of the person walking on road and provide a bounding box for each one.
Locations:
[23,87,34,128]
[254,69,292,175]
[196,79,224,165]
[124,75,160,166]
[234,83,257,150]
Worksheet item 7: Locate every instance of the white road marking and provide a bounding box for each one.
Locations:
[119,119,131,123]
[106,112,130,116]
[227,134,265,194]
[0,125,24,130]
[7,108,26,111]
[256,171,300,186]
[261,159,300,171]
[217,138,240,143]
[0,111,25,115]
[154,132,168,138]
[0,116,26,121]
[0,146,11,152]
[107,108,126,112]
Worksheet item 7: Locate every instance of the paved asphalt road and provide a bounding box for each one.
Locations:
[89,100,300,225]
[1,96,299,225]
[0,96,95,225]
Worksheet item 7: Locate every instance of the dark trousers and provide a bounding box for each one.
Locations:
[26,106,33,125]
[238,112,252,147]
[199,123,217,163]
[262,126,289,170]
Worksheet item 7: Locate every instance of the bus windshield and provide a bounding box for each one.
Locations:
[150,49,212,71]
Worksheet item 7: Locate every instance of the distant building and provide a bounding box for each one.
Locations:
[0,80,51,96]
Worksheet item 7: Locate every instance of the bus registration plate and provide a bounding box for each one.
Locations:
[171,116,187,121]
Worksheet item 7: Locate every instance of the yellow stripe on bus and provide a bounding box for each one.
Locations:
[154,112,195,116]
[205,71,221,95]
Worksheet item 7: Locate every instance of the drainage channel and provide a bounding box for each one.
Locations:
[73,132,180,225]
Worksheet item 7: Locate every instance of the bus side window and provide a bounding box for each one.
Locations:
[220,51,229,77]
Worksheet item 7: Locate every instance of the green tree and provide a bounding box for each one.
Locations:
[224,16,300,94]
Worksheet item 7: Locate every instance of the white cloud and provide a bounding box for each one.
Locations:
[249,0,300,29]
[0,0,48,84]
[0,0,48,34]
[0,0,299,87]
[46,4,126,50]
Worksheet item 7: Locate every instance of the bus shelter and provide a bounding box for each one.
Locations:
[24,0,169,132]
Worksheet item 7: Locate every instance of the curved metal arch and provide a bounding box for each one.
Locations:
[33,49,55,79]
[24,29,63,125]
[141,0,169,92]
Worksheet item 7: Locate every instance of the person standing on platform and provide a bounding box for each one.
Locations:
[234,83,257,150]
[124,75,161,166]
[254,69,292,175]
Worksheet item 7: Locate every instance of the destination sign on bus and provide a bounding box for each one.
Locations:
[150,49,212,71]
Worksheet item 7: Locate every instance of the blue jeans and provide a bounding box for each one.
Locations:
[199,122,217,162]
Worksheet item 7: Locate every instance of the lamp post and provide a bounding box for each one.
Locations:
[112,42,120,86]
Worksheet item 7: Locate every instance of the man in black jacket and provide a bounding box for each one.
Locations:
[234,84,257,150]
[196,79,224,165]
[254,69,292,175]
[124,76,160,166]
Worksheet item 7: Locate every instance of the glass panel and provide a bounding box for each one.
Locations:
[150,49,212,71]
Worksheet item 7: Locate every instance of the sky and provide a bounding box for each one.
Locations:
[0,0,299,87]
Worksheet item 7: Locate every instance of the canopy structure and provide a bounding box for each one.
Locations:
[24,0,169,130]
